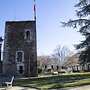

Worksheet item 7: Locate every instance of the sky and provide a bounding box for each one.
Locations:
[0,0,84,56]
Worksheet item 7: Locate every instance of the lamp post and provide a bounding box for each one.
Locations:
[0,37,3,73]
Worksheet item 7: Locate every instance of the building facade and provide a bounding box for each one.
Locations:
[3,21,37,77]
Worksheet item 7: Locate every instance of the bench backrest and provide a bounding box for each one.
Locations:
[10,76,14,83]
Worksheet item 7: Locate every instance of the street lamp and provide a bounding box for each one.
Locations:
[0,37,3,73]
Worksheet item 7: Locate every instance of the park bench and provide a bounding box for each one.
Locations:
[4,76,14,87]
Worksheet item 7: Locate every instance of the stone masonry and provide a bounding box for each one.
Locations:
[3,21,37,77]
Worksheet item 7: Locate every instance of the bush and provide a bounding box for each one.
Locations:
[38,68,42,74]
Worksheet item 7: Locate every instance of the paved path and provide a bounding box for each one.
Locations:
[0,86,37,90]
[1,85,90,90]
[69,85,90,90]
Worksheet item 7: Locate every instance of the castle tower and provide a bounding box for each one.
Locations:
[3,21,37,77]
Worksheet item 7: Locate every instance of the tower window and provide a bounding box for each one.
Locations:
[16,51,24,62]
[26,31,30,40]
[25,29,32,41]
[19,66,24,74]
[16,64,24,74]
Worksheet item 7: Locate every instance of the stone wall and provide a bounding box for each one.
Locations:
[3,21,37,77]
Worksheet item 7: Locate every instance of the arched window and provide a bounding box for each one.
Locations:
[16,51,24,62]
[24,29,32,41]
[26,31,30,40]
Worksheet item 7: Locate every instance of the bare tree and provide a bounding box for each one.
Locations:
[52,45,70,66]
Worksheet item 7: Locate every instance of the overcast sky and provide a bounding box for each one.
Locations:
[0,0,84,55]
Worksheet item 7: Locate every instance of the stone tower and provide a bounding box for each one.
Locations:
[3,21,37,77]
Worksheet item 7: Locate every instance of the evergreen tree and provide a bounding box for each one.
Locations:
[62,0,90,65]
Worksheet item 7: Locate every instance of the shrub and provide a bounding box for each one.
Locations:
[38,68,42,74]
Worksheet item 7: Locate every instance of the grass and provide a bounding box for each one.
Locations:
[14,72,90,89]
[65,79,90,87]
[50,78,90,89]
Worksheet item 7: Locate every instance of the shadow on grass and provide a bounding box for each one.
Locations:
[14,73,90,89]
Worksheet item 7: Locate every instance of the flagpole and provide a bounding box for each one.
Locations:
[33,0,38,76]
[34,0,36,21]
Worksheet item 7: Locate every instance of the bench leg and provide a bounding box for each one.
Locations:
[7,84,8,87]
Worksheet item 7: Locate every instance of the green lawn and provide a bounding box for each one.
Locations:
[15,72,90,89]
